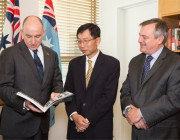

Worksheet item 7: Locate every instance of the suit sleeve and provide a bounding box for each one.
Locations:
[120,62,134,115]
[64,61,77,116]
[0,49,27,114]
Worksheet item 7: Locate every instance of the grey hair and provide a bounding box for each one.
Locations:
[140,18,169,45]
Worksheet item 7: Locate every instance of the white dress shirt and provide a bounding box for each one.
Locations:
[29,46,44,69]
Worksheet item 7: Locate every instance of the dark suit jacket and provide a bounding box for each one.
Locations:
[120,47,180,140]
[0,40,63,137]
[65,51,120,139]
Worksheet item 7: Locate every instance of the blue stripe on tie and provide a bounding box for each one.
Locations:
[33,50,44,81]
[141,55,153,83]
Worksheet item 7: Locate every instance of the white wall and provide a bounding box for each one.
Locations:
[0,0,158,140]
[20,0,38,26]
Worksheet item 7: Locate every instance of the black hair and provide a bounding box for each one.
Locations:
[76,23,100,39]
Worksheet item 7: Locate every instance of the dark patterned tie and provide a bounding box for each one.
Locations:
[33,50,44,81]
[141,55,153,83]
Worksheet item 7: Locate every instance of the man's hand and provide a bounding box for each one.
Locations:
[72,113,90,132]
[24,100,43,113]
[50,92,61,100]
[134,118,148,129]
[126,105,141,124]
[126,105,148,129]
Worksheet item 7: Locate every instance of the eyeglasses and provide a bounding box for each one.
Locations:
[77,38,96,45]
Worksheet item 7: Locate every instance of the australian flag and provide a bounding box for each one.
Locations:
[0,0,21,53]
[42,0,62,127]
[42,0,61,69]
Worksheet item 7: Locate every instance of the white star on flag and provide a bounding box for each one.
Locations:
[42,36,54,48]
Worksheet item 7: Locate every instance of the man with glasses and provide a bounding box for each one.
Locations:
[64,23,120,140]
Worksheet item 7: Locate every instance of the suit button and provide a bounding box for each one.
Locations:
[83,103,86,107]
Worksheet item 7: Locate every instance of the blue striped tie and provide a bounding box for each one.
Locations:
[33,50,44,81]
[141,55,153,83]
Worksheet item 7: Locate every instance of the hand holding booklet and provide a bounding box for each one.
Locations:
[16,91,74,112]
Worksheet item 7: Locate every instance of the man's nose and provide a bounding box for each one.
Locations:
[138,36,142,43]
[31,37,35,44]
[79,42,86,48]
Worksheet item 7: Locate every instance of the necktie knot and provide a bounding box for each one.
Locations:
[146,55,153,62]
[33,49,38,54]
[88,59,92,66]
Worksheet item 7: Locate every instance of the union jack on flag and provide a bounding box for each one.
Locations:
[0,0,22,53]
[42,0,62,127]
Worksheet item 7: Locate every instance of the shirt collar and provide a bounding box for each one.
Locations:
[37,45,43,54]
[29,45,43,54]
[147,46,164,60]
[86,50,100,63]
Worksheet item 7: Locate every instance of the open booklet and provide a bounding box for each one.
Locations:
[16,91,74,112]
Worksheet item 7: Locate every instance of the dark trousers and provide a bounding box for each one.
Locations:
[3,130,48,140]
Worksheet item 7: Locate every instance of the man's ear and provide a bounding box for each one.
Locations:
[158,35,164,44]
[96,37,101,46]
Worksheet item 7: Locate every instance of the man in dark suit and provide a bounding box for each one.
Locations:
[120,18,180,140]
[0,16,63,140]
[65,23,120,140]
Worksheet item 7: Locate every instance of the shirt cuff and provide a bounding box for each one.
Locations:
[123,105,132,116]
[23,101,29,111]
[70,111,78,121]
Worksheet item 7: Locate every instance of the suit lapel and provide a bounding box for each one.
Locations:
[79,56,86,90]
[42,46,51,86]
[137,54,146,88]
[87,52,104,89]
[19,41,41,82]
